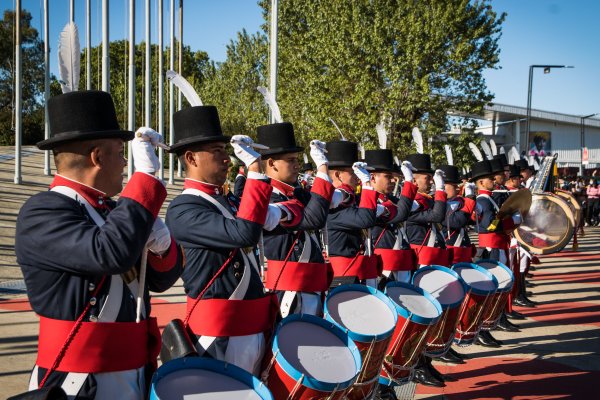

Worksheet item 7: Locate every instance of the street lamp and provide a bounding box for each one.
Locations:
[580,113,599,176]
[525,65,574,153]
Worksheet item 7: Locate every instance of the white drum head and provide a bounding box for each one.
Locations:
[386,286,439,319]
[327,291,396,336]
[413,269,464,306]
[454,266,496,292]
[478,262,512,290]
[278,321,358,383]
[155,368,262,400]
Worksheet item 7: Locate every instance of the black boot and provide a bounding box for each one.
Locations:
[448,347,469,360]
[514,295,537,307]
[476,330,502,347]
[494,313,521,332]
[376,384,398,400]
[526,281,536,288]
[436,349,466,364]
[412,356,445,387]
[425,356,457,382]
[507,310,527,320]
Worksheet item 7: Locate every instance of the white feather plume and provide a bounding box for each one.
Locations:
[412,127,424,154]
[376,121,388,149]
[167,70,203,106]
[329,118,347,141]
[481,141,493,160]
[358,143,365,159]
[462,167,467,175]
[303,153,309,164]
[58,22,80,93]
[499,146,506,155]
[444,145,453,165]
[394,156,400,166]
[509,146,520,164]
[257,86,282,123]
[490,139,498,155]
[469,142,484,162]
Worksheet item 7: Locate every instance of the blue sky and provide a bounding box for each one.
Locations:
[14,0,600,117]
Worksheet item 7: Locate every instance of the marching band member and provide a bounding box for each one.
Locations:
[364,150,418,286]
[17,91,183,398]
[166,106,278,375]
[326,141,379,286]
[258,122,335,317]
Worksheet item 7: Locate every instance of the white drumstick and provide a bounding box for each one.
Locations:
[136,245,148,323]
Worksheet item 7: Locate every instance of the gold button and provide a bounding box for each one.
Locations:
[234,272,241,279]
[88,283,95,291]
[89,297,97,306]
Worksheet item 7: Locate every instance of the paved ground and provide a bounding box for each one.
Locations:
[1,148,599,399]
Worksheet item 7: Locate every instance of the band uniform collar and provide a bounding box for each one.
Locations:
[184,178,224,195]
[271,178,295,197]
[51,174,109,208]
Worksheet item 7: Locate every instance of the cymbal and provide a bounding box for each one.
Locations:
[497,189,532,220]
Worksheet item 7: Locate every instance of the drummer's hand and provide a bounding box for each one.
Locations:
[512,212,522,225]
[464,182,476,197]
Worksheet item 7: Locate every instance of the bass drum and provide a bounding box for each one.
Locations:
[515,192,575,254]
[555,189,582,227]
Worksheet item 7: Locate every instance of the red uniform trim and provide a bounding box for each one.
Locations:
[36,316,160,373]
[50,175,109,209]
[183,178,224,195]
[278,198,304,227]
[501,216,516,231]
[478,232,510,249]
[410,244,451,267]
[359,188,378,209]
[401,181,417,200]
[374,248,416,271]
[270,179,295,197]
[147,237,178,272]
[329,254,381,280]
[236,178,273,224]
[448,245,474,264]
[265,261,333,292]
[120,172,167,219]
[310,177,334,202]
[380,199,398,222]
[434,190,447,202]
[186,294,279,337]
[460,197,476,214]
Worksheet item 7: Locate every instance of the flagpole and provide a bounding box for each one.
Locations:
[43,0,50,175]
[145,0,151,129]
[168,0,175,184]
[102,0,109,92]
[269,0,278,123]
[86,0,91,90]
[14,0,22,184]
[127,0,135,179]
[177,0,183,177]
[158,0,165,180]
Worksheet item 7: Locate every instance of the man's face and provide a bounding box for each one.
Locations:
[187,142,230,185]
[96,139,127,196]
[444,182,459,198]
[521,169,533,180]
[414,172,432,193]
[267,153,299,184]
[478,176,495,191]
[371,171,395,194]
[332,168,358,189]
[494,172,506,186]
[508,176,521,188]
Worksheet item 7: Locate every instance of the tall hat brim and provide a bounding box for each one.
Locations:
[37,130,134,150]
[167,135,231,154]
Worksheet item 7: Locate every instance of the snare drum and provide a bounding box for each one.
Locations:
[476,259,514,330]
[150,357,273,400]
[262,314,362,399]
[451,262,498,346]
[380,282,442,386]
[325,284,398,399]
[412,265,467,357]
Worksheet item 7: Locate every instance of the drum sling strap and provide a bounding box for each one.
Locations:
[182,189,255,355]
[29,186,145,397]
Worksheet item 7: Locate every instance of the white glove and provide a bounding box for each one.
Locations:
[352,162,371,185]
[433,169,445,191]
[132,127,161,174]
[263,204,282,231]
[231,135,261,167]
[464,182,476,197]
[512,212,522,225]
[309,140,328,169]
[147,217,171,255]
[401,161,415,182]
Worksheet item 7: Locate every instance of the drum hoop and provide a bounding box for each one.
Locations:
[451,262,499,295]
[151,357,273,400]
[324,284,398,342]
[411,265,468,309]
[384,281,443,325]
[475,259,514,292]
[271,313,362,392]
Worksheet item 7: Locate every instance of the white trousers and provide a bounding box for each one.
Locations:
[382,270,411,283]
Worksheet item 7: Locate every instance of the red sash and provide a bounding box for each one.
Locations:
[186,294,279,337]
[329,254,381,280]
[36,316,160,373]
[448,245,475,264]
[478,232,510,250]
[410,244,451,267]
[374,248,416,271]
[265,261,333,292]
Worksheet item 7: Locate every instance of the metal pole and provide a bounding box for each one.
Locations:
[86,0,91,90]
[158,0,165,180]
[145,0,151,128]
[269,0,278,123]
[70,0,74,22]
[14,0,22,184]
[168,0,175,184]
[102,0,109,92]
[177,0,183,177]
[128,0,135,179]
[580,117,585,177]
[525,65,533,156]
[43,0,50,175]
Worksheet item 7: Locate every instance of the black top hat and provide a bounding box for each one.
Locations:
[406,153,434,174]
[37,91,133,150]
[493,154,509,168]
[326,140,358,168]
[438,165,461,184]
[470,160,495,181]
[462,170,472,181]
[364,149,395,172]
[508,164,521,178]
[169,106,231,154]
[257,122,303,156]
[301,162,314,172]
[515,159,534,171]
[490,158,505,174]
